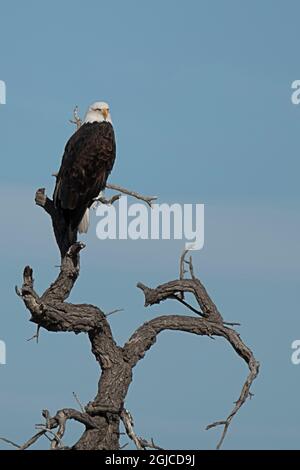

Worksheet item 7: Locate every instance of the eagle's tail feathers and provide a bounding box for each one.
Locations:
[78,209,90,234]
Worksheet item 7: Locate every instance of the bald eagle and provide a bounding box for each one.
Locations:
[53,101,116,240]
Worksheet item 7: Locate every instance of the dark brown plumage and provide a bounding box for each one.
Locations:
[53,121,116,232]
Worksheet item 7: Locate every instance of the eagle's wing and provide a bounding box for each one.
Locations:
[53,121,116,230]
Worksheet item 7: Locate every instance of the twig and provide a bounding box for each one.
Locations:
[27,325,41,343]
[120,409,162,450]
[121,409,143,450]
[170,294,206,317]
[223,321,241,327]
[73,392,85,413]
[0,437,21,449]
[138,437,163,450]
[188,255,196,280]
[42,409,51,429]
[50,413,66,449]
[69,105,82,130]
[179,248,189,300]
[35,426,65,449]
[120,442,129,449]
[105,308,124,318]
[206,350,259,449]
[0,429,48,450]
[15,286,22,297]
[94,193,121,206]
[179,248,189,280]
[105,183,157,207]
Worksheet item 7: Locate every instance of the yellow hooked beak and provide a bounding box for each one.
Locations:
[101,108,109,120]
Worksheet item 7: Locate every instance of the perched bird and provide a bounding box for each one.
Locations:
[53,101,116,240]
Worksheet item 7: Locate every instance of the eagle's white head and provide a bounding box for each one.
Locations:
[84,101,113,124]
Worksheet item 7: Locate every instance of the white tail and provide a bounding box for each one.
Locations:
[78,190,104,234]
[78,209,90,234]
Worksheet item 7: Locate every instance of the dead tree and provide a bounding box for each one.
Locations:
[4,110,259,451]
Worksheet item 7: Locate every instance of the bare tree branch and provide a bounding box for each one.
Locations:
[179,248,189,280]
[94,193,121,206]
[26,325,41,343]
[104,183,157,207]
[0,437,21,449]
[105,308,124,318]
[120,409,163,450]
[206,350,259,449]
[73,392,85,413]
[137,278,223,323]
[69,105,82,129]
[120,409,143,450]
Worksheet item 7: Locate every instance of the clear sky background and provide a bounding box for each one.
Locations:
[0,0,299,450]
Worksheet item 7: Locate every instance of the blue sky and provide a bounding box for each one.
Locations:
[0,0,299,449]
